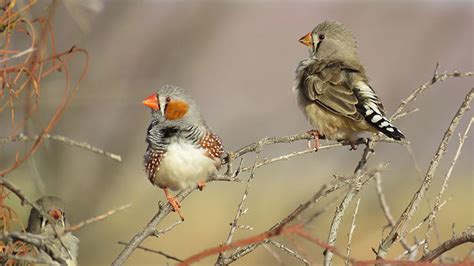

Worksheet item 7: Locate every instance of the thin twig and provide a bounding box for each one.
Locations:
[153,219,183,237]
[111,187,194,266]
[375,174,411,251]
[179,224,307,266]
[395,239,427,260]
[267,239,310,265]
[391,63,472,121]
[345,198,360,266]
[419,230,474,262]
[324,140,377,265]
[376,88,474,259]
[66,204,131,232]
[424,117,473,252]
[216,148,261,264]
[407,199,449,236]
[262,242,284,265]
[0,47,36,63]
[0,134,122,162]
[117,241,183,262]
[240,138,404,173]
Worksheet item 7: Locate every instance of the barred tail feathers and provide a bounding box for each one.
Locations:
[364,108,405,140]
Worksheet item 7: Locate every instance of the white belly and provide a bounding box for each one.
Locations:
[155,140,219,190]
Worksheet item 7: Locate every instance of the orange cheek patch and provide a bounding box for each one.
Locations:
[165,100,189,120]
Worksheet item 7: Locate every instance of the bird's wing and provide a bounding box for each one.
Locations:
[351,79,405,140]
[302,61,363,121]
[302,60,405,139]
[199,133,224,164]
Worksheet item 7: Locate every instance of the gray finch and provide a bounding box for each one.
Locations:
[294,21,405,144]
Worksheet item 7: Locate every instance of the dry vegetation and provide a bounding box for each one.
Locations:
[0,1,473,265]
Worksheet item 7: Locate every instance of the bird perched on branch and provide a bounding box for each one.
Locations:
[26,196,79,266]
[294,21,405,149]
[142,85,224,220]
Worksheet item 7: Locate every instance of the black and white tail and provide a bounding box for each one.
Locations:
[363,108,405,140]
[354,81,405,140]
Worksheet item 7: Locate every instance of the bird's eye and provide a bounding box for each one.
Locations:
[319,34,325,40]
[166,96,171,102]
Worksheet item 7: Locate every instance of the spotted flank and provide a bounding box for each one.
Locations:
[144,149,164,184]
[199,133,224,160]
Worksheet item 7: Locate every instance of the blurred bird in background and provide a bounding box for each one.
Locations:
[142,85,224,220]
[26,196,79,266]
[294,21,405,150]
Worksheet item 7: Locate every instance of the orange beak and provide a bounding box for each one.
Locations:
[142,93,160,110]
[299,32,313,47]
[49,208,63,220]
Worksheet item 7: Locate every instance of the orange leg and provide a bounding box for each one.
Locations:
[197,180,206,191]
[307,130,324,151]
[163,188,184,221]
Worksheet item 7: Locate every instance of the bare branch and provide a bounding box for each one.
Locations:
[267,239,310,265]
[407,199,449,236]
[424,117,473,252]
[216,150,261,264]
[391,63,473,121]
[375,174,411,251]
[262,242,284,265]
[179,224,306,266]
[419,230,474,262]
[324,140,378,265]
[117,241,183,262]
[67,204,132,232]
[377,88,474,259]
[0,47,37,63]
[345,198,360,266]
[153,219,183,238]
[111,187,195,266]
[0,134,122,162]
[396,239,427,260]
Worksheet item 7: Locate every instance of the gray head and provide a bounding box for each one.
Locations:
[26,196,68,234]
[142,85,205,127]
[299,21,361,65]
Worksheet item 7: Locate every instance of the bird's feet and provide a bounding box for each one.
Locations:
[163,188,184,221]
[197,180,206,191]
[307,130,325,151]
[341,138,368,151]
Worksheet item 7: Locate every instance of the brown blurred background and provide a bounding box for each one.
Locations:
[2,0,473,265]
